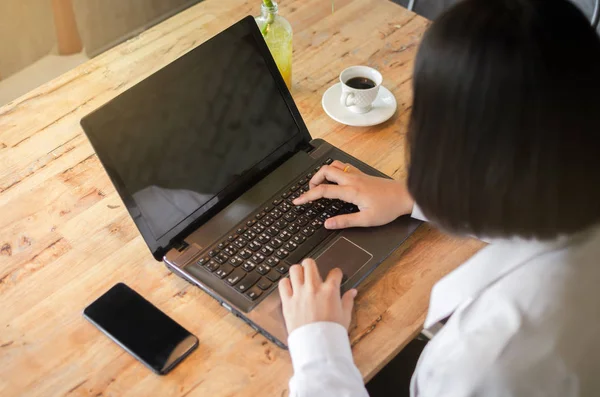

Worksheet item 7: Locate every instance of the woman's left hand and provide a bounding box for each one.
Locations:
[279,258,358,335]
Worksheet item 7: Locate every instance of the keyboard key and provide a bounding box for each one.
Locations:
[236,272,260,292]
[270,209,283,219]
[290,184,300,192]
[243,230,257,240]
[234,237,248,248]
[279,202,292,212]
[284,213,297,222]
[205,260,220,272]
[281,191,291,199]
[305,209,318,219]
[293,235,306,244]
[257,264,271,275]
[215,264,234,279]
[255,212,266,220]
[278,231,292,241]
[261,216,275,226]
[214,254,229,264]
[246,287,263,300]
[257,278,273,290]
[223,246,238,256]
[293,205,307,214]
[299,178,307,185]
[319,212,332,221]
[239,248,253,259]
[275,220,288,230]
[217,241,228,249]
[226,269,246,285]
[253,252,266,262]
[263,205,272,213]
[301,226,316,236]
[273,198,283,206]
[276,263,290,274]
[242,261,257,272]
[295,216,309,226]
[266,269,282,282]
[286,224,300,234]
[229,256,243,267]
[266,257,280,267]
[266,226,279,237]
[246,219,257,227]
[314,165,321,172]
[260,246,274,256]
[344,202,359,212]
[325,158,333,165]
[275,249,290,259]
[209,249,220,257]
[227,235,236,242]
[268,238,283,249]
[314,202,326,212]
[306,172,313,179]
[248,241,262,251]
[236,227,247,235]
[291,192,301,200]
[311,219,324,229]
[257,233,271,244]
[196,256,209,266]
[252,223,266,234]
[284,242,298,251]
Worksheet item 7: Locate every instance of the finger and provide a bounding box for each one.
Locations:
[309,165,351,189]
[329,160,348,171]
[324,212,366,230]
[289,264,304,289]
[293,184,356,205]
[325,267,344,290]
[278,278,293,302]
[301,258,323,288]
[342,289,358,315]
[330,160,359,174]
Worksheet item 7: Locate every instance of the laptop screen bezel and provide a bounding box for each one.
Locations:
[80,16,312,260]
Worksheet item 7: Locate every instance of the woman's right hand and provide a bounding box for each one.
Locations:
[292,160,415,230]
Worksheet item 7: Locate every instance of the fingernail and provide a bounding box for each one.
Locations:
[352,289,358,297]
[293,198,301,204]
[325,219,335,229]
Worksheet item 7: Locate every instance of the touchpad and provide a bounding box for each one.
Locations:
[315,237,373,282]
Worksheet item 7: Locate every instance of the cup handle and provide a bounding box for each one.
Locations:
[341,92,356,107]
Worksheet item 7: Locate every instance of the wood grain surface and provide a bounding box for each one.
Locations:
[0,0,484,395]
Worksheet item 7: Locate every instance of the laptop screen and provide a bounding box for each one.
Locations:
[82,17,310,258]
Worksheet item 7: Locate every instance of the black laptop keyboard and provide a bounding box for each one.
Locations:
[191,158,359,302]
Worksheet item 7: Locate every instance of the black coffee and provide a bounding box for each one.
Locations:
[345,77,376,90]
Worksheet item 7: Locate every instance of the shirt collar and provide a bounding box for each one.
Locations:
[423,229,595,329]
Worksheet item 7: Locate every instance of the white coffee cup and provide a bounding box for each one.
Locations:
[339,66,383,114]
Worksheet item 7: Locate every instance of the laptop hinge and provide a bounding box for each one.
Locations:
[171,240,189,252]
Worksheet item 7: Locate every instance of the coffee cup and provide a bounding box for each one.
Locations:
[339,66,383,114]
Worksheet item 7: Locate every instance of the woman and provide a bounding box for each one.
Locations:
[279,0,600,395]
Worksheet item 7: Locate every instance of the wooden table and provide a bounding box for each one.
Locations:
[0,0,484,395]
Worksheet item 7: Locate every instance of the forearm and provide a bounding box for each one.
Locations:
[288,322,369,397]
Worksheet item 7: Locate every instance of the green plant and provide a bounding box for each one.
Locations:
[261,0,276,36]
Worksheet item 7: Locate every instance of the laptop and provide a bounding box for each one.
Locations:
[80,16,421,349]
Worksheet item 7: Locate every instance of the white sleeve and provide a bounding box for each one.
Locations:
[288,322,369,397]
[411,203,428,222]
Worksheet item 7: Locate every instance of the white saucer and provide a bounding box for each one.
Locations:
[322,83,397,127]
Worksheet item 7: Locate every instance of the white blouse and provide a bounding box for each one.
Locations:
[287,208,600,397]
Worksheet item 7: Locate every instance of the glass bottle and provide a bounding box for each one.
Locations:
[255,1,293,89]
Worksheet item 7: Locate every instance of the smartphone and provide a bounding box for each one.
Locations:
[83,283,198,375]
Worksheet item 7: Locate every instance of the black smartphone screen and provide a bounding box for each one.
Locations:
[84,283,198,374]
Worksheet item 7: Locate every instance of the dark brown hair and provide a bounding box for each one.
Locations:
[408,0,600,239]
